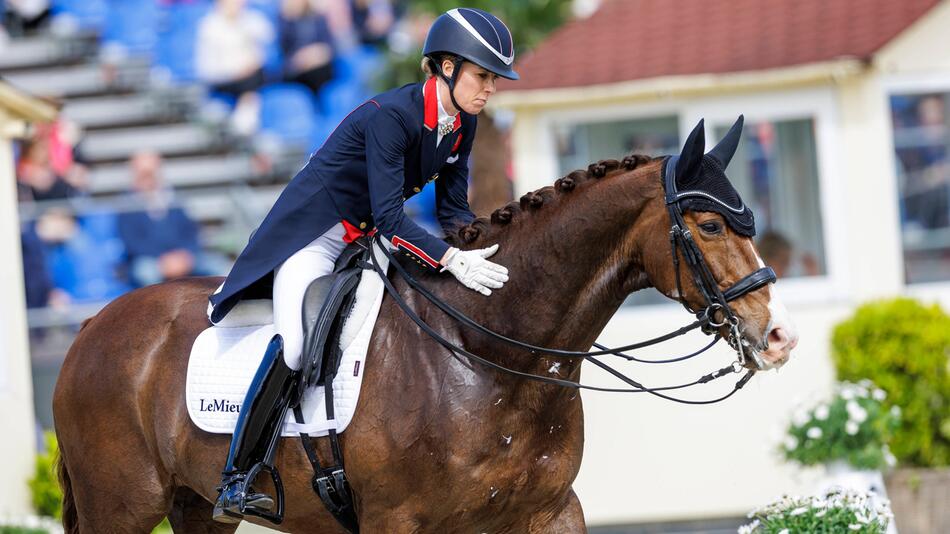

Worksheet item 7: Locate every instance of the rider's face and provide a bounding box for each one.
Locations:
[442,61,497,115]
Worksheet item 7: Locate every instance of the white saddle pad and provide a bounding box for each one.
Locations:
[186,248,389,437]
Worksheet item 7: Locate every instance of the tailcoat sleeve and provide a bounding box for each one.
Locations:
[366,105,450,269]
[436,118,477,233]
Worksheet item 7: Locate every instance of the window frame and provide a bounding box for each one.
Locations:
[533,86,848,307]
[884,73,950,297]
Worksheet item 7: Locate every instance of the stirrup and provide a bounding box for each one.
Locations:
[212,465,284,525]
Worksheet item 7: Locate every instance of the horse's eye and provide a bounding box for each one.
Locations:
[699,222,723,234]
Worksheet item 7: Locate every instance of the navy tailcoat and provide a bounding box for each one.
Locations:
[208,77,476,323]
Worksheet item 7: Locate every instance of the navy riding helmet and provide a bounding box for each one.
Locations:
[423,8,518,108]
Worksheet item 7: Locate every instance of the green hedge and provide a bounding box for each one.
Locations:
[831,298,950,467]
[28,432,60,520]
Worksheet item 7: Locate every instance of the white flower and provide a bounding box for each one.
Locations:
[873,388,887,401]
[849,524,863,530]
[783,435,799,450]
[846,400,868,423]
[814,404,829,420]
[807,426,823,439]
[778,529,789,534]
[890,405,902,418]
[792,407,810,427]
[841,388,856,401]
[815,508,827,517]
[846,420,860,435]
[790,506,809,516]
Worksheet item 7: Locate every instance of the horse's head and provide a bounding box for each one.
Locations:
[634,117,798,370]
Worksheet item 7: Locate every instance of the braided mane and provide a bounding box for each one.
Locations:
[445,154,658,248]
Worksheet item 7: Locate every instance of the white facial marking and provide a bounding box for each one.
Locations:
[749,242,798,367]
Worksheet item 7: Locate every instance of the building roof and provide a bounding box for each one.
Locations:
[502,0,940,92]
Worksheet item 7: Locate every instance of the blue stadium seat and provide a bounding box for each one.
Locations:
[154,0,212,82]
[333,45,384,87]
[47,212,129,303]
[259,83,321,148]
[319,80,367,124]
[51,0,109,30]
[102,0,159,56]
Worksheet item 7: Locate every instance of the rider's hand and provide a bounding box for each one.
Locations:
[440,245,509,296]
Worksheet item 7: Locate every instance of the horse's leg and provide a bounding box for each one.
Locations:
[167,486,239,534]
[530,489,586,534]
[57,442,171,533]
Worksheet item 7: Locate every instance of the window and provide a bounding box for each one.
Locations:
[555,116,680,174]
[890,92,950,284]
[554,116,680,306]
[717,118,826,279]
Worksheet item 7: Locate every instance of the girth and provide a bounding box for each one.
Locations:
[291,239,370,534]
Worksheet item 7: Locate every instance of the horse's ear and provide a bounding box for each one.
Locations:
[707,114,744,169]
[675,119,705,179]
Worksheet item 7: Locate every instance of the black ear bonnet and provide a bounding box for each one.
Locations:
[663,116,756,237]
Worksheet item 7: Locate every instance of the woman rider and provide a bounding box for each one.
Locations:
[209,8,519,523]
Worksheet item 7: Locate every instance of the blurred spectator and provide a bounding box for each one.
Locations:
[16,133,84,202]
[350,0,393,46]
[757,230,819,278]
[21,223,52,309]
[2,0,50,35]
[279,0,334,97]
[196,0,274,135]
[117,151,200,287]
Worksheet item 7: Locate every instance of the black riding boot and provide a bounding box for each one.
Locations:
[213,334,299,524]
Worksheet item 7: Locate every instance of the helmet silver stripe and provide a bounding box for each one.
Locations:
[446,8,514,66]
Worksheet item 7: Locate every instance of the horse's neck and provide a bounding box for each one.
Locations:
[440,167,660,392]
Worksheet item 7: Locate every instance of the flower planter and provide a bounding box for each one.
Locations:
[819,461,896,534]
[884,467,950,534]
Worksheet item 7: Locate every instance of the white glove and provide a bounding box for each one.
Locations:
[441,244,509,296]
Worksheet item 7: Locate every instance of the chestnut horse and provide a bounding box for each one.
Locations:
[53,123,797,533]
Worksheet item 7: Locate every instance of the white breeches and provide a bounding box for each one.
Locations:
[274,223,348,370]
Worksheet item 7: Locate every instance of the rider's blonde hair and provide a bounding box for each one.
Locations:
[421,54,462,78]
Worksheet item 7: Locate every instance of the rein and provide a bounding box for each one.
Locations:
[368,241,754,404]
[364,157,776,404]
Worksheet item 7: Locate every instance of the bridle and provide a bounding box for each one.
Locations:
[663,155,777,370]
[366,156,777,404]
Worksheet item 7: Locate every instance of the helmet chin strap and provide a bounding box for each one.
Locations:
[434,57,464,114]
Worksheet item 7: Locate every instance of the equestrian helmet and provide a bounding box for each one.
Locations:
[423,8,519,80]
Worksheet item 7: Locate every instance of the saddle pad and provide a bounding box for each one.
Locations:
[186,252,388,438]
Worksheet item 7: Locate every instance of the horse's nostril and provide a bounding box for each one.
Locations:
[768,327,788,348]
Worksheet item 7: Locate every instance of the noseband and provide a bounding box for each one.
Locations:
[663,156,776,369]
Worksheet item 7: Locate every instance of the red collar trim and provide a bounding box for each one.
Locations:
[423,77,438,130]
[423,76,461,132]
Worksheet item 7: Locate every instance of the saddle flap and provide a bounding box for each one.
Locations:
[300,268,363,388]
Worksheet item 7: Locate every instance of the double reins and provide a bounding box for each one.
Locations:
[366,156,777,404]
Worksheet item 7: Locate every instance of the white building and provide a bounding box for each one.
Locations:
[493,0,950,527]
[0,79,57,517]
